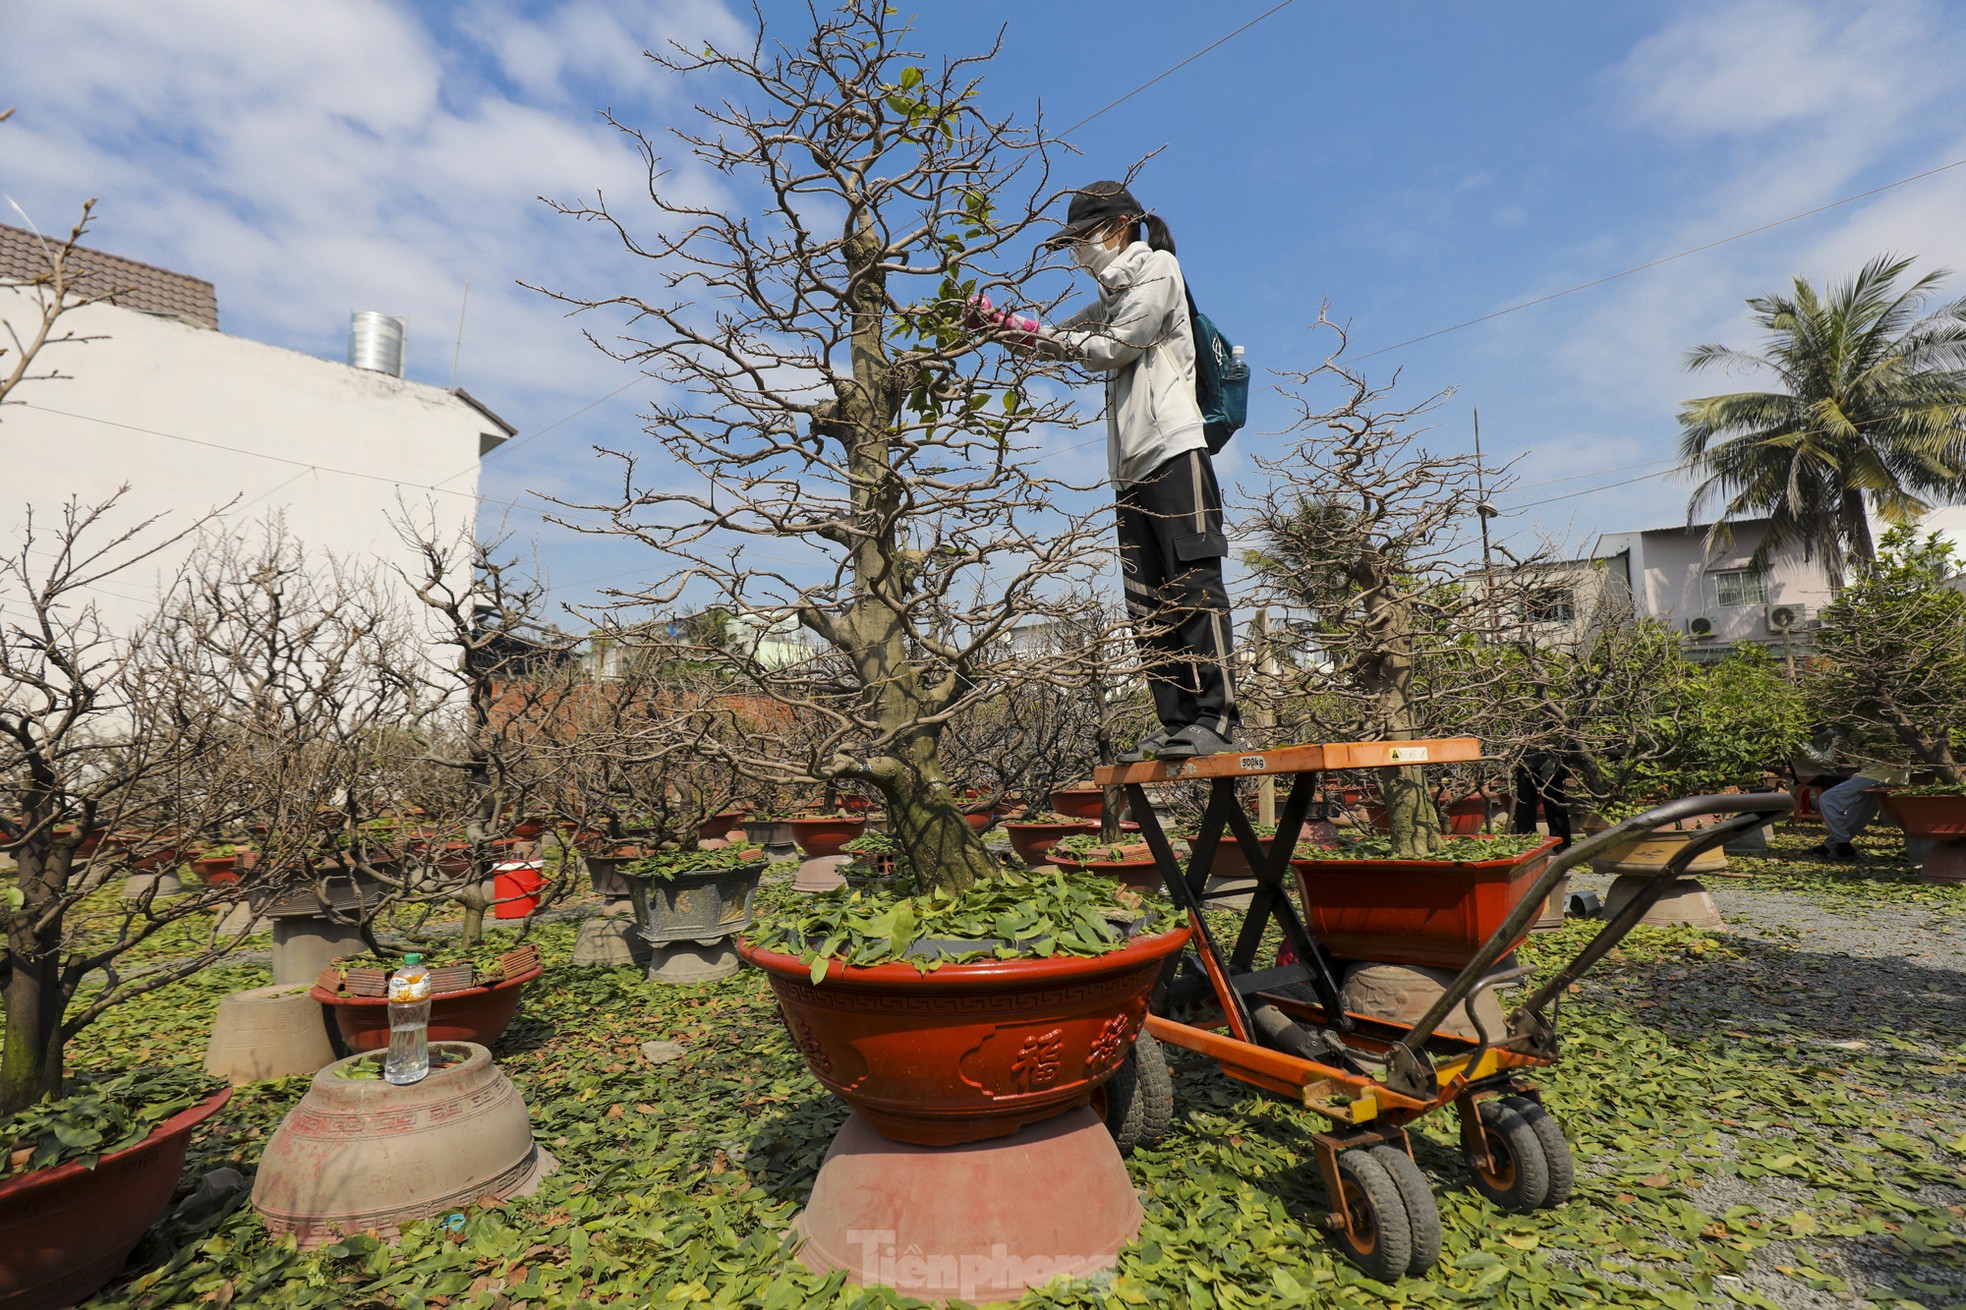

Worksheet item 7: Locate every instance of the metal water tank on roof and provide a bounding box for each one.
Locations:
[348,311,407,377]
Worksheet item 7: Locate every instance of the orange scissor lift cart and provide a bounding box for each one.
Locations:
[1092,737,1791,1280]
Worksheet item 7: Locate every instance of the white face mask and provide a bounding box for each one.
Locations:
[1073,233,1124,276]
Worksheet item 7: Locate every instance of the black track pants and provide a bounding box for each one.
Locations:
[1115,448,1239,735]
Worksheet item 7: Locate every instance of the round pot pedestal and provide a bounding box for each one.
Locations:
[743,820,799,861]
[794,854,850,893]
[121,870,183,900]
[251,1043,554,1249]
[214,902,270,937]
[1339,962,1509,1043]
[792,1108,1141,1304]
[572,904,650,967]
[203,984,339,1084]
[1603,875,1725,930]
[647,940,742,984]
[1919,840,1966,883]
[270,914,368,986]
[1530,873,1570,932]
[1202,875,1260,911]
[0,1090,230,1310]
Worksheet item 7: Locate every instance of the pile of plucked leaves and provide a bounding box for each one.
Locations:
[3,1066,222,1176]
[1293,832,1546,862]
[622,845,765,879]
[1049,832,1151,863]
[746,867,1145,979]
[1889,782,1966,797]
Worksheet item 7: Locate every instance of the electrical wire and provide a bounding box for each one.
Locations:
[1351,154,1966,362]
[1055,1,1302,138]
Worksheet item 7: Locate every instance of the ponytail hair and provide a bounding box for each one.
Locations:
[1134,213,1176,256]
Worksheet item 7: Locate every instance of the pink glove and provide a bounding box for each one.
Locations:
[963,293,1046,347]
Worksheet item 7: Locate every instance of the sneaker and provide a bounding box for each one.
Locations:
[1804,840,1861,862]
[1154,722,1240,760]
[1119,724,1181,764]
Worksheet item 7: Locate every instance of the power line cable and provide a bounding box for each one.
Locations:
[1056,1,1302,138]
[1352,154,1966,362]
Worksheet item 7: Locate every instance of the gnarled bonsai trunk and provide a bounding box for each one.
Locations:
[2,843,66,1115]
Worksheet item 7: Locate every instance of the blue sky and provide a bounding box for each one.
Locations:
[6,0,1965,616]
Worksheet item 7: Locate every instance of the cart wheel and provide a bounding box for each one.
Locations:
[1092,1032,1173,1155]
[1331,1149,1413,1283]
[1367,1144,1442,1274]
[1501,1095,1574,1208]
[1467,1100,1550,1213]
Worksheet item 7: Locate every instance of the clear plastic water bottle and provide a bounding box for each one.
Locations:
[384,953,433,1085]
[1229,343,1248,376]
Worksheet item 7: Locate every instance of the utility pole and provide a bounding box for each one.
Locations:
[1473,407,1501,641]
[1250,609,1278,827]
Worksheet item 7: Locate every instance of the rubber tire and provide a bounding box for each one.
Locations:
[1367,1144,1442,1274]
[1094,1032,1174,1155]
[1468,1100,1551,1213]
[1332,1149,1413,1283]
[1502,1095,1574,1208]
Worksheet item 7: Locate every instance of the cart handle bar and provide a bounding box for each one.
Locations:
[1383,792,1792,1099]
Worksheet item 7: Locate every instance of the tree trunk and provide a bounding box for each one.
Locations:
[457,887,489,948]
[1841,488,1874,584]
[870,751,997,894]
[1359,583,1442,860]
[2,850,65,1116]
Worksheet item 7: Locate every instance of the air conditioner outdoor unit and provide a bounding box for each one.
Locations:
[1686,614,1719,639]
[1766,602,1809,632]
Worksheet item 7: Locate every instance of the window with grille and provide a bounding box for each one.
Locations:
[1711,569,1767,607]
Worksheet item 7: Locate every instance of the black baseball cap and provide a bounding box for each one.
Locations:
[1044,180,1140,247]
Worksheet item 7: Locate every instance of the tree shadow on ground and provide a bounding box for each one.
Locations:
[742,1096,848,1208]
[1590,934,1966,1054]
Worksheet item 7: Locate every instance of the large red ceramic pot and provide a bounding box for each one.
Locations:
[699,811,747,842]
[737,925,1192,1147]
[1292,836,1561,969]
[0,1088,231,1310]
[1045,843,1163,893]
[1002,819,1098,867]
[1048,788,1105,821]
[311,963,544,1053]
[785,815,867,857]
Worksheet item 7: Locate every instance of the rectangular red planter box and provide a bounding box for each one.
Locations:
[1291,836,1561,969]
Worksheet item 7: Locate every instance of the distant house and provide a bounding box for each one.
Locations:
[0,224,511,634]
[1591,519,1829,661]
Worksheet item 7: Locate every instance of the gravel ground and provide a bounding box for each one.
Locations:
[1559,829,1966,1310]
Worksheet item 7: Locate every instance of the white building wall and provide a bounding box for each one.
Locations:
[0,291,501,632]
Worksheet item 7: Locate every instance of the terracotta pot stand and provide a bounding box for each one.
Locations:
[251,1043,554,1249]
[1590,827,1728,928]
[792,1108,1142,1303]
[793,854,850,893]
[0,1089,231,1310]
[204,983,339,1084]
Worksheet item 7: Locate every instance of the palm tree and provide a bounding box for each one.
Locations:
[1678,254,1966,589]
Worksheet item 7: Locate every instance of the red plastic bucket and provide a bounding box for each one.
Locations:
[492,860,544,919]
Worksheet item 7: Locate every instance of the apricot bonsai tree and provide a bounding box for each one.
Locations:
[541,2,1127,903]
[1245,319,1547,859]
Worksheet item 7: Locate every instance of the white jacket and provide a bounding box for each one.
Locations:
[1047,242,1207,485]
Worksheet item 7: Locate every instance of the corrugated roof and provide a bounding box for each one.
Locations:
[0,224,218,329]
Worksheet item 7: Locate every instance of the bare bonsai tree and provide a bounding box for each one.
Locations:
[379,525,582,947]
[538,2,1122,893]
[0,502,369,1112]
[1244,318,1546,857]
